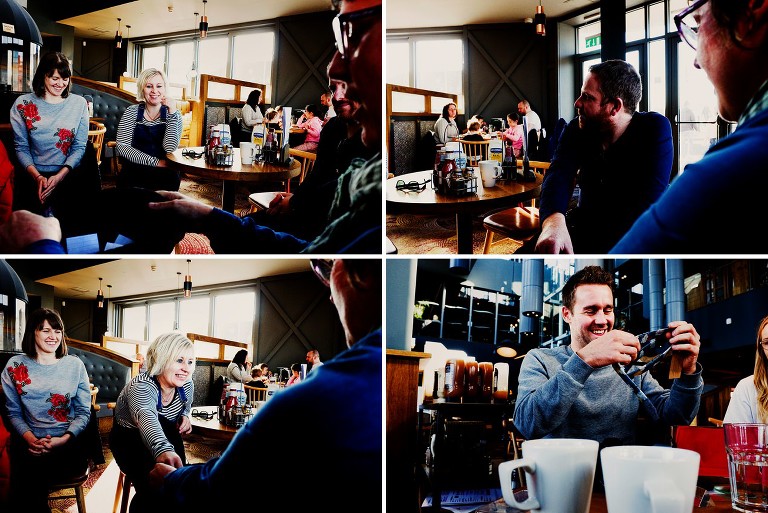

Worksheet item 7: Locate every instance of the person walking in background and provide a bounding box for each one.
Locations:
[149,257,382,509]
[434,102,459,144]
[110,333,194,513]
[306,349,323,373]
[612,0,768,253]
[1,308,91,513]
[724,315,768,423]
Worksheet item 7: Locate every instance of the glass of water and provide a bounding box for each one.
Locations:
[725,423,768,512]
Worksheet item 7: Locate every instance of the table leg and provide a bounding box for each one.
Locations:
[221,181,236,213]
[455,213,474,254]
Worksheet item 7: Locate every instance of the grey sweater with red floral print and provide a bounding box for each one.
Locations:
[1,354,91,438]
[10,92,89,173]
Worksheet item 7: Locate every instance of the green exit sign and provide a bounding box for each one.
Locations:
[585,35,602,48]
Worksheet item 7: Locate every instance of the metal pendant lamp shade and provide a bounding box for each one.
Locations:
[534,1,546,36]
[96,277,104,308]
[184,259,192,298]
[0,0,42,45]
[114,18,123,48]
[495,339,517,358]
[199,0,209,38]
[521,259,544,317]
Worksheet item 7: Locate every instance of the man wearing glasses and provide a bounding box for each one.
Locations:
[148,259,382,508]
[514,266,703,445]
[612,0,768,253]
[534,60,673,254]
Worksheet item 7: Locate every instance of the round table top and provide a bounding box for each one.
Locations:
[189,405,238,441]
[167,147,301,183]
[386,169,542,216]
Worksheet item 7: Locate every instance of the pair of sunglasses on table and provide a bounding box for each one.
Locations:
[612,327,676,422]
[395,179,430,192]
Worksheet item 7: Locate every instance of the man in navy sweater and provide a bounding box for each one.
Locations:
[535,60,673,254]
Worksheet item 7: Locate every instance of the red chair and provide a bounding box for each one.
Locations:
[673,425,729,478]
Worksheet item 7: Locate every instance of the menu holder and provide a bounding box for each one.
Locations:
[432,169,478,197]
[205,145,234,167]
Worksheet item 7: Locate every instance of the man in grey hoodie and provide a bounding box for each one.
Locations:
[514,265,703,445]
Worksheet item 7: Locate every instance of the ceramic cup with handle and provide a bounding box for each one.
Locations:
[240,142,256,164]
[498,438,599,513]
[479,160,502,188]
[601,445,700,513]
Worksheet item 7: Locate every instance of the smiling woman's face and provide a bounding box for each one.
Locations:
[44,70,68,99]
[34,320,62,356]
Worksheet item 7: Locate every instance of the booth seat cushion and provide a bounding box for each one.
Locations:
[68,347,131,417]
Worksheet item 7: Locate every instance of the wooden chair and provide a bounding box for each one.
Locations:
[49,470,89,513]
[481,160,550,254]
[244,384,268,405]
[461,139,490,163]
[288,148,317,185]
[88,121,107,168]
[113,471,132,513]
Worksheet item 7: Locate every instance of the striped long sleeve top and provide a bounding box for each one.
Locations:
[113,372,193,460]
[115,103,182,167]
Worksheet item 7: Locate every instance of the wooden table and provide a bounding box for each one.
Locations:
[166,147,301,213]
[386,170,542,254]
[189,405,238,441]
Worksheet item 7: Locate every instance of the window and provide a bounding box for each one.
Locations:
[179,296,210,335]
[123,305,147,341]
[148,301,176,342]
[386,34,464,110]
[167,41,195,91]
[141,45,166,73]
[232,31,275,101]
[213,291,256,348]
[626,8,645,43]
[577,22,601,54]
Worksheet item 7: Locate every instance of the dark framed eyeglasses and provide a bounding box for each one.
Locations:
[332,4,381,60]
[395,179,430,192]
[310,259,334,287]
[182,149,205,159]
[674,0,708,50]
[191,409,215,420]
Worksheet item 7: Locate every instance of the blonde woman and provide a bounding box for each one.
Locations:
[110,333,194,512]
[724,315,768,423]
[115,67,183,191]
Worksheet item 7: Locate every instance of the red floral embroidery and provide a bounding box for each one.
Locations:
[47,393,72,422]
[55,128,75,155]
[7,362,31,395]
[16,101,41,130]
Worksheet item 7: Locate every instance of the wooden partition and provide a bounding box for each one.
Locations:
[69,338,142,378]
[186,333,248,362]
[386,84,459,175]
[119,75,188,100]
[197,74,267,146]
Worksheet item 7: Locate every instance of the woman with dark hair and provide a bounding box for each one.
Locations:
[240,89,264,132]
[434,102,459,144]
[724,315,768,423]
[226,349,252,383]
[0,308,90,513]
[9,52,89,221]
[115,67,182,191]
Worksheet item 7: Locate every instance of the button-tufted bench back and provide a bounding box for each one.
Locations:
[68,346,132,417]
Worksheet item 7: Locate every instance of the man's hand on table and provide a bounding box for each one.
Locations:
[535,213,574,254]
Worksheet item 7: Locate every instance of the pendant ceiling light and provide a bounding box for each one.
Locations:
[96,278,104,308]
[534,1,546,37]
[199,0,209,39]
[115,18,123,48]
[184,260,193,298]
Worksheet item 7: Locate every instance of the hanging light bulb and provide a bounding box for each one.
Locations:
[105,285,113,335]
[190,13,199,78]
[199,0,209,39]
[184,260,193,298]
[115,18,123,48]
[534,1,547,37]
[96,278,104,308]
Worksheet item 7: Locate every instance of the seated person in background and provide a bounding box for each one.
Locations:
[515,265,702,445]
[723,315,768,423]
[110,333,194,513]
[321,91,336,124]
[148,258,382,510]
[467,114,488,133]
[10,51,92,228]
[434,102,459,144]
[249,77,372,241]
[238,89,264,144]
[115,67,183,191]
[226,349,252,384]
[264,108,280,129]
[1,308,91,513]
[249,368,268,388]
[286,363,302,386]
[294,104,323,152]
[500,111,524,157]
[462,122,485,141]
[535,59,673,254]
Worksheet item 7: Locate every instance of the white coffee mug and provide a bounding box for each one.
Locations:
[498,438,598,513]
[479,160,502,187]
[240,142,256,164]
[601,446,700,513]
